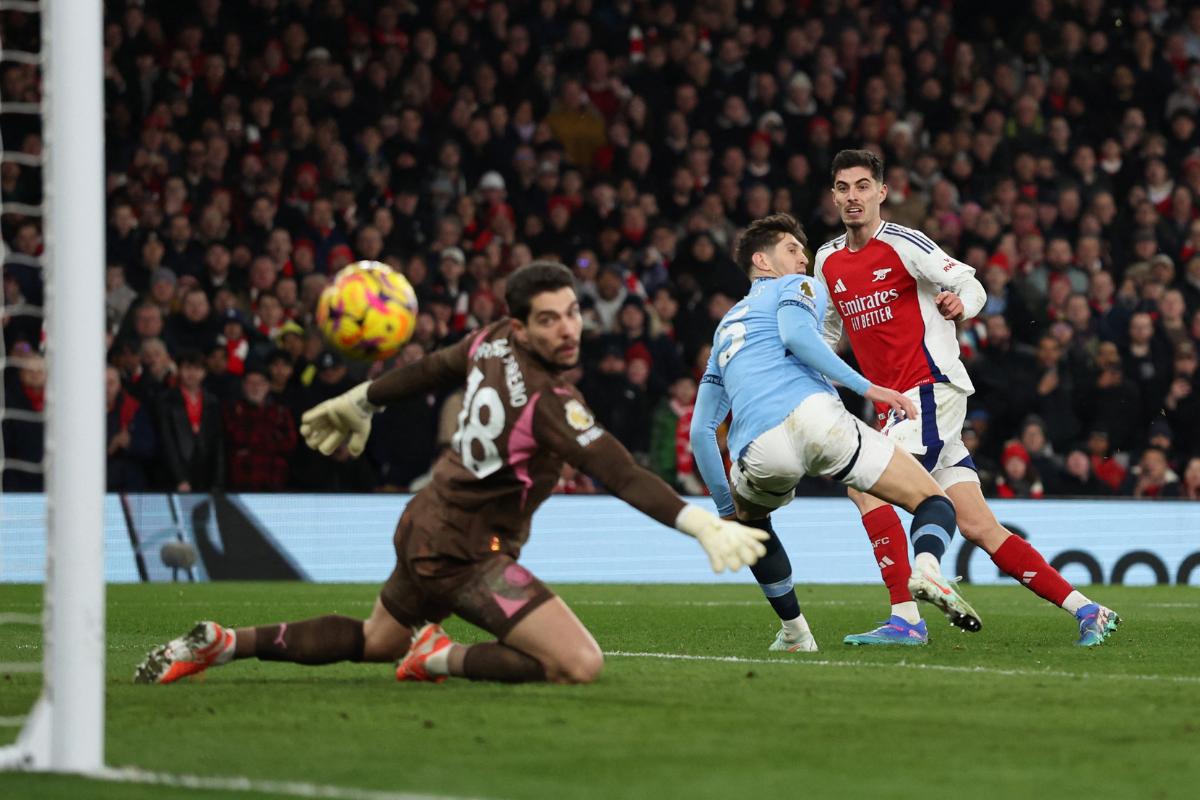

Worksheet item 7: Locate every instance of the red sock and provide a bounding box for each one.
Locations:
[862,506,912,604]
[991,535,1073,607]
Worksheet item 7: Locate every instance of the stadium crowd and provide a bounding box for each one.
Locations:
[4,0,1200,499]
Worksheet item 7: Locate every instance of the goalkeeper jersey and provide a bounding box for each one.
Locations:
[377,320,685,562]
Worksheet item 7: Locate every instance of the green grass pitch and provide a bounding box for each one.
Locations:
[1,582,1198,800]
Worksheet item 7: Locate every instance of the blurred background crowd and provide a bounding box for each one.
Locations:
[3,0,1200,499]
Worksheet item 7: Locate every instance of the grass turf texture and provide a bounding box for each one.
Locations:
[1,582,1198,800]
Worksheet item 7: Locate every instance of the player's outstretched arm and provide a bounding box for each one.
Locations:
[777,302,871,395]
[777,304,919,419]
[537,390,767,572]
[301,329,479,457]
[689,376,735,518]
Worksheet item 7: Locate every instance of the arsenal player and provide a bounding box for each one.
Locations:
[815,149,1118,647]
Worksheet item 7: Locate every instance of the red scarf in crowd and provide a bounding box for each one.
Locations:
[182,388,203,434]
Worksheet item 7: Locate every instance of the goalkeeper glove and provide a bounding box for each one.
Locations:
[299,381,380,457]
[674,505,769,573]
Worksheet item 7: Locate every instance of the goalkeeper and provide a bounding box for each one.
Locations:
[135,262,768,685]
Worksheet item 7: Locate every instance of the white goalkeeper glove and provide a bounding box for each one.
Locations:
[674,505,769,573]
[299,381,380,457]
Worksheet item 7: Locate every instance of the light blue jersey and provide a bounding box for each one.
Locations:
[690,274,871,516]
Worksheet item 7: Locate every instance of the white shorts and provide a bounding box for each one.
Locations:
[730,393,894,511]
[879,382,980,491]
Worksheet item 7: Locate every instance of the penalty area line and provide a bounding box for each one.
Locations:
[606,650,1200,685]
[94,766,487,800]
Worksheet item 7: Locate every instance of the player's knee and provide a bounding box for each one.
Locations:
[950,497,1000,541]
[558,646,604,684]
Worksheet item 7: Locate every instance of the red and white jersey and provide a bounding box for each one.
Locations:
[814,221,985,395]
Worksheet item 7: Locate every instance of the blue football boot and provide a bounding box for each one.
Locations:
[1076,603,1121,647]
[842,615,929,646]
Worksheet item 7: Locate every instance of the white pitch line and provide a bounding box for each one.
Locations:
[0,662,39,673]
[573,599,849,607]
[94,766,486,800]
[606,650,1200,685]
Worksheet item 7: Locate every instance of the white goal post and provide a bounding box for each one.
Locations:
[0,0,105,773]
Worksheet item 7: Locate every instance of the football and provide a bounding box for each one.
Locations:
[315,260,419,361]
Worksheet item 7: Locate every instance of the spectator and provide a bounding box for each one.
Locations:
[993,441,1045,499]
[1031,335,1081,451]
[589,266,629,334]
[1164,456,1200,499]
[2,267,40,349]
[132,337,176,405]
[1164,340,1200,454]
[167,287,220,355]
[105,264,138,334]
[263,356,300,422]
[1087,342,1142,453]
[224,363,297,492]
[544,76,606,175]
[105,364,156,491]
[365,342,440,491]
[579,344,642,454]
[1122,310,1172,435]
[1018,416,1062,493]
[970,315,1038,452]
[1056,448,1113,497]
[1087,429,1129,493]
[156,350,224,493]
[1119,445,1180,498]
[161,213,205,280]
[649,375,703,495]
[1,346,44,491]
[203,341,242,405]
[612,295,683,387]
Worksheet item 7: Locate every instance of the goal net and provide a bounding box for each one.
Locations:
[0,0,105,773]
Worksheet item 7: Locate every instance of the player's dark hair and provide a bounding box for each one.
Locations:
[506,260,576,322]
[831,149,885,185]
[735,213,807,276]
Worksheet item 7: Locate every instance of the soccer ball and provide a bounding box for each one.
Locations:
[316,261,418,361]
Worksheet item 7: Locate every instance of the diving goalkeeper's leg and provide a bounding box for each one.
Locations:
[398,598,598,684]
[134,598,411,684]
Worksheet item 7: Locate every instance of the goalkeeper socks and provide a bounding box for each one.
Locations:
[744,516,802,623]
[909,495,956,562]
[991,535,1077,609]
[461,642,547,683]
[861,506,914,604]
[253,615,366,664]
